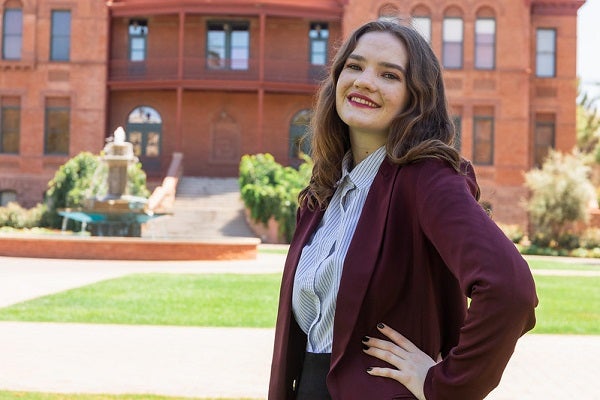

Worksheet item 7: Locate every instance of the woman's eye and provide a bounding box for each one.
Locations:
[383,72,400,80]
[345,63,361,71]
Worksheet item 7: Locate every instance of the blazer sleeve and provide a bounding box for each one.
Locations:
[414,160,538,400]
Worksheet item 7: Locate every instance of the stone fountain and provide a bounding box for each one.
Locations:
[58,127,160,237]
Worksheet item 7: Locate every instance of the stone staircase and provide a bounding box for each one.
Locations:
[142,177,257,240]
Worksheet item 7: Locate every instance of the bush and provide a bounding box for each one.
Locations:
[497,223,525,244]
[524,149,595,245]
[239,153,312,243]
[0,202,46,229]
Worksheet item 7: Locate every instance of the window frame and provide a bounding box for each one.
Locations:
[309,22,329,66]
[44,103,70,155]
[442,17,464,69]
[2,7,22,60]
[206,21,250,71]
[50,10,71,62]
[536,28,556,78]
[472,115,494,165]
[474,17,496,70]
[0,103,20,154]
[412,15,432,44]
[534,116,556,167]
[128,19,148,62]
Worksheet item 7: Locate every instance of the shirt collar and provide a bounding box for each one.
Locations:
[338,146,387,190]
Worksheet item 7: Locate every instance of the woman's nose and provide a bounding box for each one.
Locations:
[353,70,376,91]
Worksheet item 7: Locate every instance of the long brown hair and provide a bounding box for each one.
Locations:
[300,19,461,210]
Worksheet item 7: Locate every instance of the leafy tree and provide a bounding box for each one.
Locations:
[524,149,595,247]
[239,153,312,242]
[576,89,600,158]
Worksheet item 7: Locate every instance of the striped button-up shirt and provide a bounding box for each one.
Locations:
[292,146,387,353]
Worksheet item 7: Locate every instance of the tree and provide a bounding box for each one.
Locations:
[524,149,595,247]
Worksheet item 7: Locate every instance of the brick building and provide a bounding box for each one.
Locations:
[0,0,585,226]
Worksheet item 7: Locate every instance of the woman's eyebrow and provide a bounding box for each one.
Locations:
[347,54,406,75]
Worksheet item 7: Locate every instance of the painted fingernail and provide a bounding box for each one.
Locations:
[366,367,373,372]
[377,323,385,329]
[362,344,369,351]
[361,336,370,343]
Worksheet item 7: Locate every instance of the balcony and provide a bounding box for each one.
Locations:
[108,56,328,90]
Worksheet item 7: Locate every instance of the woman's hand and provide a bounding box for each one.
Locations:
[362,323,442,400]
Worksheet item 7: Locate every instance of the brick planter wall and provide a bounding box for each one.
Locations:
[0,235,260,261]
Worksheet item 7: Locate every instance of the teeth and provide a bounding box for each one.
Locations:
[350,96,377,107]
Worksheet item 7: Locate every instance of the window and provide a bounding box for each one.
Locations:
[378,3,399,19]
[309,23,328,65]
[412,16,431,43]
[126,106,162,159]
[289,109,312,167]
[0,190,17,206]
[2,5,22,60]
[50,10,71,61]
[45,98,70,154]
[443,17,463,69]
[536,28,556,77]
[534,113,555,167]
[473,107,494,165]
[0,97,20,154]
[475,18,495,69]
[452,114,462,152]
[129,19,148,61]
[207,21,249,70]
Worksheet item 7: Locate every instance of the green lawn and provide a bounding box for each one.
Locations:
[0,392,257,400]
[531,275,600,334]
[0,273,281,328]
[526,257,600,271]
[0,270,597,335]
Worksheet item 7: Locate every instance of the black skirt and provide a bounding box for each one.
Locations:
[296,352,332,400]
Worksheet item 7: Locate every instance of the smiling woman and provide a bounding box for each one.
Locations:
[269,18,537,400]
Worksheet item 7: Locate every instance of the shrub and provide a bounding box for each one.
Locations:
[497,223,525,244]
[524,149,595,246]
[239,153,312,243]
[0,202,46,229]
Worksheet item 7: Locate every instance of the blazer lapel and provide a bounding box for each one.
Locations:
[330,159,398,370]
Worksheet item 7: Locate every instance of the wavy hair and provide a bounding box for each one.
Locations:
[300,19,461,210]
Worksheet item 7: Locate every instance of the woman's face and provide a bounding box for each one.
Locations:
[335,31,409,142]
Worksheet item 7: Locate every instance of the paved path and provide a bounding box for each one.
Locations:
[0,253,598,399]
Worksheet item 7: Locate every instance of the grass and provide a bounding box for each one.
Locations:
[525,257,600,271]
[0,392,258,400]
[0,273,281,328]
[531,275,600,334]
[0,267,597,334]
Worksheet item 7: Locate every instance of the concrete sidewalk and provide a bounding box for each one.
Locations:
[0,253,598,399]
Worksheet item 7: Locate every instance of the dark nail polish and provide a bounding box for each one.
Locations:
[362,344,369,351]
[361,336,370,343]
[377,323,385,329]
[366,367,373,372]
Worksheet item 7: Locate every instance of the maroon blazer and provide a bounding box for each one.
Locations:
[268,158,538,400]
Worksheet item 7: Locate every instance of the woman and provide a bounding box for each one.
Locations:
[268,19,537,400]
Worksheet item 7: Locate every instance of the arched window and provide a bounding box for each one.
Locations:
[2,0,23,60]
[126,106,162,168]
[442,7,464,69]
[378,3,399,20]
[411,5,432,43]
[0,189,17,206]
[475,7,496,70]
[289,109,312,167]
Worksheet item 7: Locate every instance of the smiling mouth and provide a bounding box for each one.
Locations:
[348,96,379,108]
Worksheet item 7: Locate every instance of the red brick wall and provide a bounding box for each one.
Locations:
[0,0,108,207]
